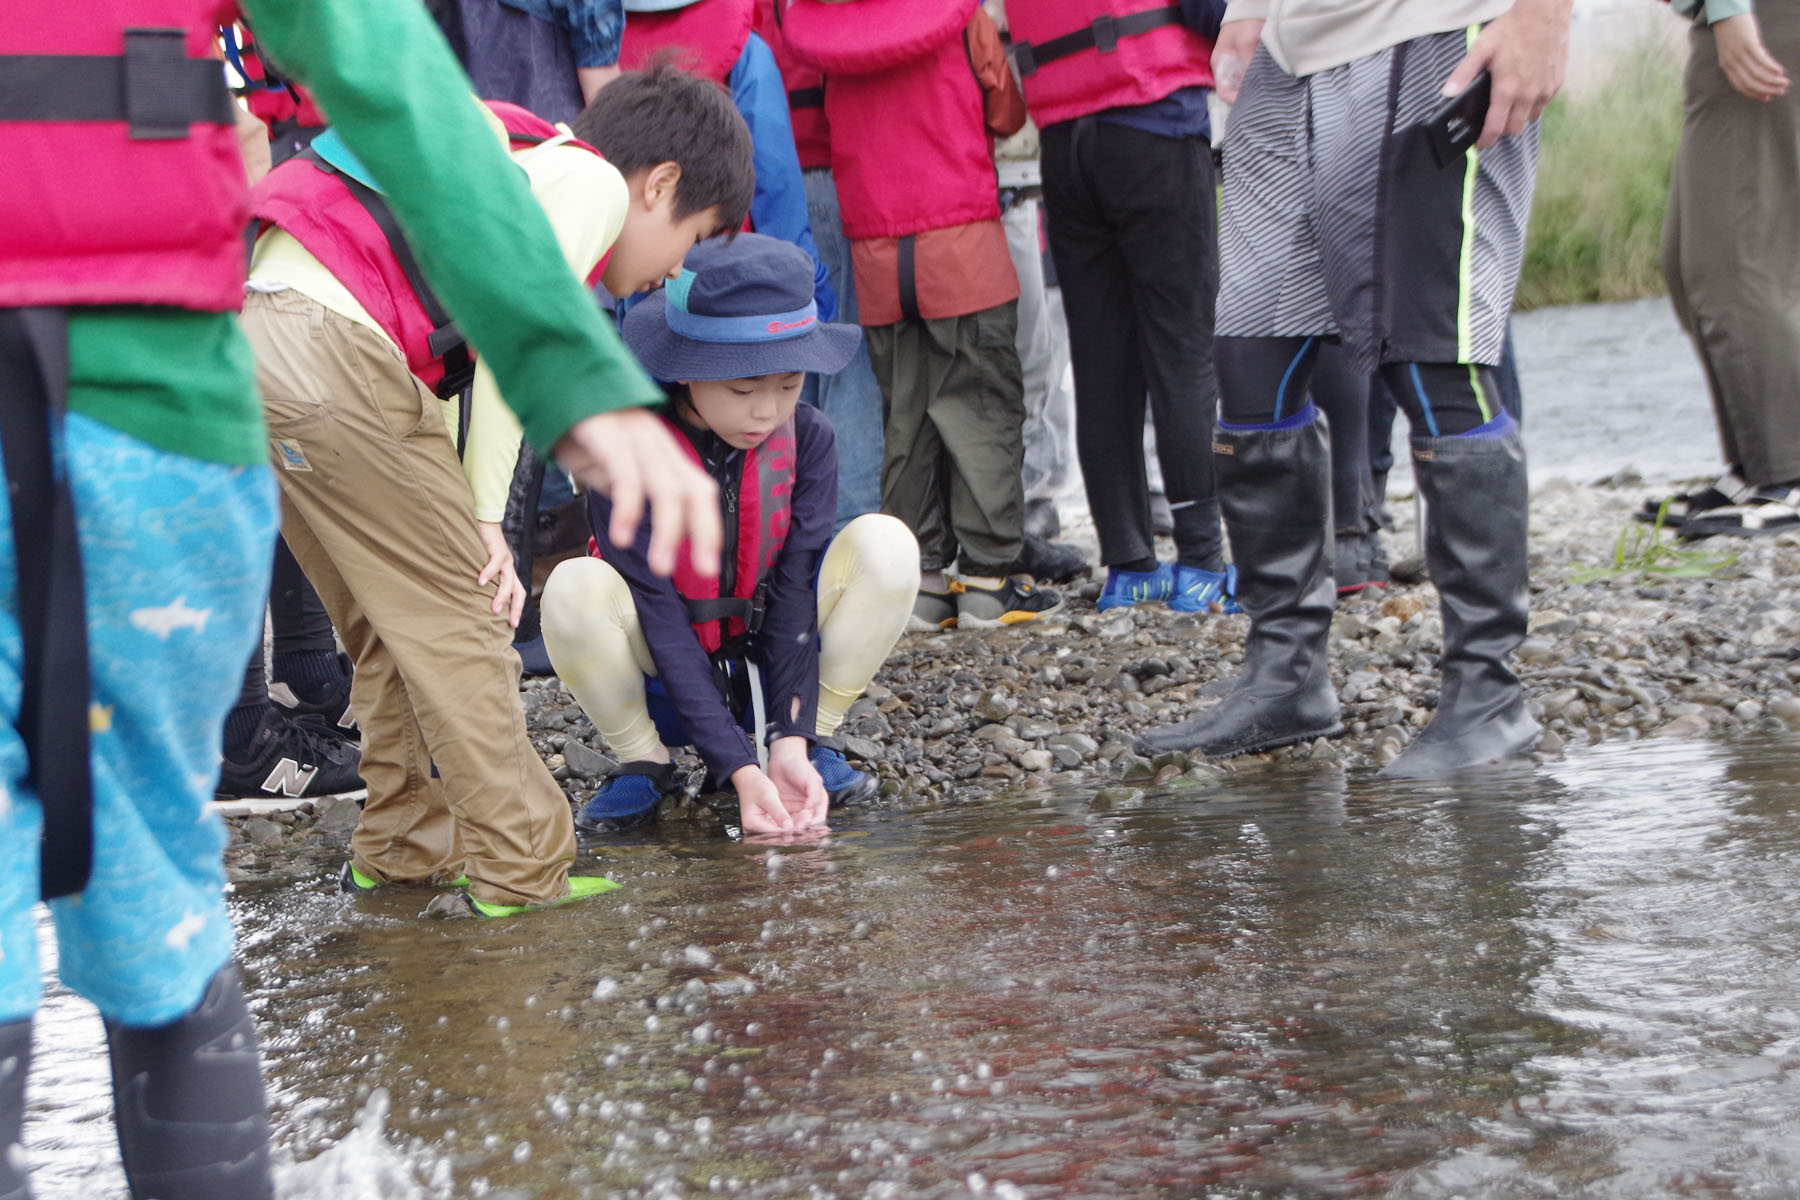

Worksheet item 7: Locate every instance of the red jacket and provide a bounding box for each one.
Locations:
[754,0,830,173]
[782,0,1000,242]
[1007,0,1213,129]
[0,1,249,311]
[617,0,754,83]
[251,102,608,395]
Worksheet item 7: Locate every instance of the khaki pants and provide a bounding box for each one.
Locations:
[865,304,1027,576]
[1663,2,1800,488]
[241,290,575,907]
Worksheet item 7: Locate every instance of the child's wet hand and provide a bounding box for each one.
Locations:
[474,521,527,628]
[767,740,828,829]
[732,765,793,834]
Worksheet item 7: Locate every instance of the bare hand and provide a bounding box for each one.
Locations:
[552,408,722,579]
[1442,0,1572,148]
[766,737,828,829]
[475,521,527,628]
[1211,19,1265,107]
[732,765,795,835]
[1715,12,1790,101]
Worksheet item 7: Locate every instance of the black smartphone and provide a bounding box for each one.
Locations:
[1420,70,1492,169]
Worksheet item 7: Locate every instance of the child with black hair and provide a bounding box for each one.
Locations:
[242,64,755,915]
[542,234,919,835]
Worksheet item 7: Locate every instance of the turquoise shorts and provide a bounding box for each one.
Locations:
[0,413,276,1027]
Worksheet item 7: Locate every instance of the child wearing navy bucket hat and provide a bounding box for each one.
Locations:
[542,234,919,833]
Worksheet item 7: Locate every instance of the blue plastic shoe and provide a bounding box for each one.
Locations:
[577,761,676,833]
[1169,563,1242,614]
[811,740,879,807]
[1097,562,1175,611]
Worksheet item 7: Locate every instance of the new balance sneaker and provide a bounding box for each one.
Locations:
[907,587,961,633]
[576,761,679,833]
[1169,563,1241,613]
[811,738,879,807]
[217,708,363,799]
[269,651,358,742]
[1097,562,1175,611]
[422,874,622,918]
[956,576,1062,628]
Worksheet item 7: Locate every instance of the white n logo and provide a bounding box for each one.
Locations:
[260,757,319,798]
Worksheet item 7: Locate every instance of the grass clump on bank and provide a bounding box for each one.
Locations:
[1516,37,1685,311]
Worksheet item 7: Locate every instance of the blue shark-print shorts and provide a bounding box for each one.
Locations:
[0,413,277,1028]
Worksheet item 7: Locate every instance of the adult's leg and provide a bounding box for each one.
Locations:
[1041,117,1154,568]
[868,320,957,574]
[929,306,1029,578]
[243,290,574,907]
[0,1018,27,1200]
[1005,197,1073,512]
[814,514,919,736]
[1310,343,1378,592]
[802,169,885,526]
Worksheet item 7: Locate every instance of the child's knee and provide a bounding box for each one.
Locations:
[836,513,921,598]
[541,557,629,637]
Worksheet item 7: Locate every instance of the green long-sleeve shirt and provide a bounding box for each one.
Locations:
[69,0,661,466]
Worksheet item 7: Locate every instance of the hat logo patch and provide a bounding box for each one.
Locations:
[767,316,816,334]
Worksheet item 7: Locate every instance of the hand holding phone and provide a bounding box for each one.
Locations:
[1420,70,1492,168]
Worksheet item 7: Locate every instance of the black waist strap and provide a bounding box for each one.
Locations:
[1011,6,1184,77]
[0,308,95,900]
[896,235,920,323]
[0,31,235,138]
[299,148,476,399]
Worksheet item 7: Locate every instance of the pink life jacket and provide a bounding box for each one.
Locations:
[250,101,610,396]
[0,1,249,311]
[617,0,755,84]
[755,0,830,173]
[781,0,998,241]
[1006,0,1213,129]
[591,413,797,654]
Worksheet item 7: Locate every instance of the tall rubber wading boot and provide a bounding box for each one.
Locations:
[105,967,274,1200]
[0,1019,30,1200]
[1137,415,1343,758]
[1380,428,1540,777]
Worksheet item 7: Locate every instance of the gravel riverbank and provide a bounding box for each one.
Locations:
[222,469,1800,882]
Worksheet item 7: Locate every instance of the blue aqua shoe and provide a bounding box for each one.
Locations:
[1097,562,1175,611]
[811,739,879,807]
[577,761,677,833]
[1169,563,1242,614]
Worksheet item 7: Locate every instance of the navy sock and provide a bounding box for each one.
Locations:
[271,650,346,705]
[223,702,270,757]
[1218,400,1320,433]
[1448,409,1518,439]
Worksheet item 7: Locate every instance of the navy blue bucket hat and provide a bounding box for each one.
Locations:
[622,233,862,381]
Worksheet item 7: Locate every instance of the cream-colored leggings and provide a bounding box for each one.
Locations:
[541,513,919,762]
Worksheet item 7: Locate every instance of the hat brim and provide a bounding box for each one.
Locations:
[623,291,864,382]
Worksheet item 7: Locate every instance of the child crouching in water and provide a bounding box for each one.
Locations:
[542,234,918,834]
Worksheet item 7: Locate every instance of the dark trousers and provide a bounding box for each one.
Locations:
[236,536,336,709]
[1040,118,1222,568]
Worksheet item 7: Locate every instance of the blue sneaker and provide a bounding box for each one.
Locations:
[811,739,879,807]
[1097,562,1175,611]
[577,761,677,833]
[1169,563,1242,614]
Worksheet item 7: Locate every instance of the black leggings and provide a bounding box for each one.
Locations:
[1217,335,1505,438]
[235,537,335,709]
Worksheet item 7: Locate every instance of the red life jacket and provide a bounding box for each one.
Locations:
[782,0,998,241]
[590,414,797,655]
[754,0,830,172]
[617,0,755,85]
[0,2,248,312]
[1007,0,1213,129]
[250,101,611,396]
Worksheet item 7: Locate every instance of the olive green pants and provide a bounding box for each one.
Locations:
[865,303,1027,576]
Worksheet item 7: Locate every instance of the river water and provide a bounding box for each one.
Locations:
[24,730,1800,1198]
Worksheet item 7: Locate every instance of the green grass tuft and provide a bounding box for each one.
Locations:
[1516,38,1686,311]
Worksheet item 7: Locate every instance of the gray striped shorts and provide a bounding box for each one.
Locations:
[1215,32,1539,374]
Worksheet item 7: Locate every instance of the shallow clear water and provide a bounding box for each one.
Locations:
[22,732,1800,1198]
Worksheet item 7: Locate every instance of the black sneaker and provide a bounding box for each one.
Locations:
[1018,534,1089,584]
[956,576,1062,629]
[218,708,364,799]
[269,651,358,742]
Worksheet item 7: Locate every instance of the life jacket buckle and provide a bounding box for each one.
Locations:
[1090,14,1120,54]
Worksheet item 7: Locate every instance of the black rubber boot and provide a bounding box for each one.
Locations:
[0,1019,31,1200]
[1381,429,1540,777]
[1137,416,1342,758]
[105,968,273,1200]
